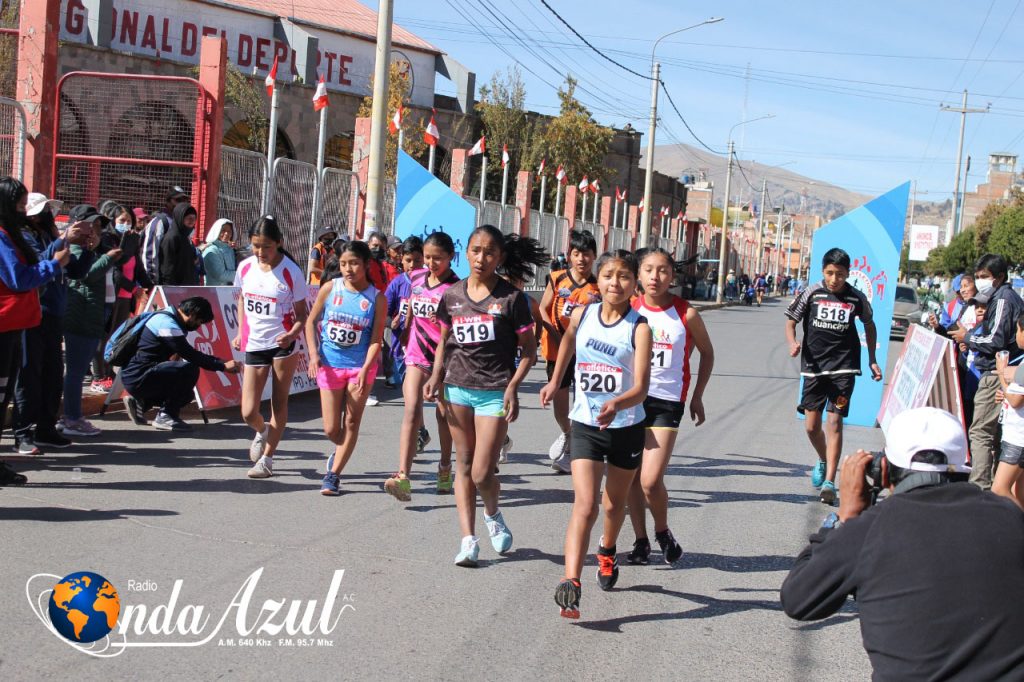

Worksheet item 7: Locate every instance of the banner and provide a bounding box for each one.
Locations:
[801,183,910,427]
[394,149,476,279]
[908,224,939,262]
[877,324,965,432]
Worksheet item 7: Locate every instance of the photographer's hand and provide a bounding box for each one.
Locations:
[838,450,874,523]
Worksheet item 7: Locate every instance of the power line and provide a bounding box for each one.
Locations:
[658,80,723,154]
[535,0,654,81]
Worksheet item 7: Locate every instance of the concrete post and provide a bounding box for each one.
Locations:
[353,117,372,237]
[449,149,469,196]
[514,170,532,236]
[17,0,61,195]
[599,196,613,250]
[197,36,227,239]
[563,185,578,230]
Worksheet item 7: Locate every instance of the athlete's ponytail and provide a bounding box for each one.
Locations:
[249,215,299,266]
[470,224,549,285]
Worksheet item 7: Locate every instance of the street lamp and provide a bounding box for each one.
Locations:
[639,17,724,248]
[715,114,774,304]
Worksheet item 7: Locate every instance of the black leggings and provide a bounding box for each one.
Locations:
[0,330,24,445]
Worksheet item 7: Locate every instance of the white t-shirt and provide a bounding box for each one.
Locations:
[234,255,308,352]
[1002,382,1024,448]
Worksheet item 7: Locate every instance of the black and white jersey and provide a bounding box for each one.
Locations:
[785,281,873,377]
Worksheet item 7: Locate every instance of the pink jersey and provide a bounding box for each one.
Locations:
[404,268,459,369]
[235,255,308,352]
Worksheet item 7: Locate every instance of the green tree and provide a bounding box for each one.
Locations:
[986,206,1024,266]
[475,67,537,201]
[357,62,427,179]
[923,245,947,275]
[943,228,978,274]
[0,1,18,98]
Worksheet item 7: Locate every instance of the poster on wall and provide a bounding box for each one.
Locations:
[908,224,939,262]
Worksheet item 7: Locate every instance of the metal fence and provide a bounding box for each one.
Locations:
[527,210,568,291]
[373,180,396,236]
[318,168,360,238]
[607,226,632,252]
[0,97,25,181]
[217,146,266,247]
[270,157,318,262]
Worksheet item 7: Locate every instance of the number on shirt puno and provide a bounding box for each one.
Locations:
[452,314,495,344]
[577,362,622,393]
[651,342,673,368]
[562,301,577,319]
[399,300,410,319]
[410,297,437,319]
[325,321,362,346]
[244,294,277,318]
[815,301,853,324]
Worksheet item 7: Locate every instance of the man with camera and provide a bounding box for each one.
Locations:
[781,407,1024,679]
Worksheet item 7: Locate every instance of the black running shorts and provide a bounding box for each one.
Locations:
[545,355,575,390]
[244,342,297,367]
[799,374,856,417]
[642,396,686,430]
[570,421,645,471]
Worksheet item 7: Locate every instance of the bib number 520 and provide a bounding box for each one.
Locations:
[579,371,621,393]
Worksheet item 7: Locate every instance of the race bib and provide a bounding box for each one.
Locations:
[651,342,674,368]
[410,296,437,319]
[816,301,853,324]
[324,321,362,347]
[577,362,622,393]
[399,300,410,319]
[452,314,495,345]
[244,293,278,318]
[562,300,577,319]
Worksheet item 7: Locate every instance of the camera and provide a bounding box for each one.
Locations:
[866,451,886,505]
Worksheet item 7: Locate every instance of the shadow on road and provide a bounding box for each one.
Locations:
[0,506,178,522]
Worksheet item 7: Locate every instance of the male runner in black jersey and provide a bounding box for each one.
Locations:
[785,248,882,504]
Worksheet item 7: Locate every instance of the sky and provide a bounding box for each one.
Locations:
[366,0,1024,203]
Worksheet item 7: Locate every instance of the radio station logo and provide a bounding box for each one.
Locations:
[47,572,121,644]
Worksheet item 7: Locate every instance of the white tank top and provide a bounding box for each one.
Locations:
[632,296,692,402]
[570,304,646,429]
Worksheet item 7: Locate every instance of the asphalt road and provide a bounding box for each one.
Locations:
[2,299,897,680]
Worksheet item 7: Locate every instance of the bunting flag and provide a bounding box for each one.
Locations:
[638,197,645,211]
[468,136,486,156]
[538,158,546,174]
[589,179,600,194]
[615,186,626,202]
[388,106,403,135]
[501,144,510,168]
[660,205,670,217]
[555,164,566,184]
[578,175,589,192]
[423,109,439,146]
[676,209,685,220]
[265,56,278,96]
[312,75,329,111]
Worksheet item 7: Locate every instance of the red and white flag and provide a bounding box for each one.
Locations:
[676,209,685,220]
[638,197,645,211]
[615,186,626,202]
[578,175,589,192]
[423,109,440,146]
[468,136,486,156]
[660,205,670,217]
[388,106,403,135]
[538,158,546,174]
[501,144,510,168]
[265,56,278,96]
[555,164,566,183]
[312,75,329,111]
[589,178,600,194]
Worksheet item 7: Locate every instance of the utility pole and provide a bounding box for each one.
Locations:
[715,140,734,304]
[363,0,394,235]
[940,90,988,237]
[755,177,767,273]
[639,61,660,248]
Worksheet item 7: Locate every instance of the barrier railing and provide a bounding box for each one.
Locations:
[0,97,26,181]
[607,226,632,252]
[217,147,266,248]
[318,168,361,238]
[270,157,318,262]
[527,211,568,290]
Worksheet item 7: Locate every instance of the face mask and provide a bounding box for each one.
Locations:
[371,247,385,260]
[115,223,130,234]
[975,277,994,294]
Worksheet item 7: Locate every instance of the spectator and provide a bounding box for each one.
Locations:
[950,254,1024,489]
[384,234,402,281]
[132,207,148,226]
[158,202,199,286]
[364,231,392,292]
[0,178,69,482]
[201,218,236,286]
[121,296,239,431]
[108,204,151,342]
[142,185,188,282]
[12,193,93,453]
[781,407,1024,679]
[307,226,337,285]
[62,205,123,437]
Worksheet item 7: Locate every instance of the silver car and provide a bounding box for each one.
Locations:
[891,285,922,339]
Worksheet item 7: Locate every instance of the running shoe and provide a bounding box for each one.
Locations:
[498,435,512,464]
[811,460,826,488]
[365,395,380,407]
[250,426,269,463]
[436,466,453,494]
[548,432,567,463]
[321,472,341,496]
[485,511,513,553]
[819,480,837,506]
[15,437,41,456]
[384,474,412,501]
[551,450,572,474]
[123,395,148,425]
[60,418,102,437]
[655,529,683,564]
[35,430,72,448]
[454,536,480,567]
[554,578,581,619]
[626,537,651,565]
[87,378,113,394]
[153,412,191,432]
[416,426,431,453]
[596,546,619,591]
[248,455,273,479]
[0,462,27,486]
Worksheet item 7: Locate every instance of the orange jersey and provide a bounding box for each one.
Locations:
[540,269,600,360]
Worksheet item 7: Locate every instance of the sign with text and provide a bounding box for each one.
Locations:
[877,324,965,432]
[908,224,940,262]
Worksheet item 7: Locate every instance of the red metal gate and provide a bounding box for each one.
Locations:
[50,72,213,228]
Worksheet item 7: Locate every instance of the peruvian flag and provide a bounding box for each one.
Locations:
[589,178,600,194]
[639,197,645,211]
[468,136,486,156]
[265,56,278,96]
[676,209,685,220]
[660,205,670,217]
[312,75,329,111]
[423,109,440,146]
[538,158,546,174]
[501,144,510,168]
[615,186,626,202]
[555,165,566,184]
[388,106,403,135]
[578,175,589,192]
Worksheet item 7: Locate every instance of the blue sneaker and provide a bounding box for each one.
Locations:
[321,472,340,496]
[485,511,513,553]
[811,460,826,488]
[455,536,480,567]
[819,480,837,506]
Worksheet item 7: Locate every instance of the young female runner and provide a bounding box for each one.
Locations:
[424,225,547,566]
[540,250,652,619]
[626,248,714,565]
[233,216,308,478]
[384,232,460,500]
[306,240,387,495]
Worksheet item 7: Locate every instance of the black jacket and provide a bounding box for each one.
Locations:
[781,483,1024,680]
[158,204,199,286]
[120,307,226,387]
[966,282,1024,371]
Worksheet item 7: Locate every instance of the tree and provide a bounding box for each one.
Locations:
[923,245,947,276]
[943,228,978,275]
[900,242,926,276]
[357,62,427,179]
[224,62,269,153]
[476,67,534,189]
[971,187,1024,252]
[986,206,1024,266]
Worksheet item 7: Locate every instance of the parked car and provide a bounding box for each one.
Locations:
[891,284,922,339]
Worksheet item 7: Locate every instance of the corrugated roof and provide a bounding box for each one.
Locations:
[203,0,440,53]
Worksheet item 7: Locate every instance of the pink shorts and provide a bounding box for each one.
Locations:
[316,363,379,390]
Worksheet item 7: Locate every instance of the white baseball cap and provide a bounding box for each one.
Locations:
[25,192,62,217]
[884,407,970,474]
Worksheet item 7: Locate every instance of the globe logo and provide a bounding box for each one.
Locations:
[47,572,120,644]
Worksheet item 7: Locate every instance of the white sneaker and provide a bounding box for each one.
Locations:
[249,426,269,463]
[551,451,572,474]
[247,455,273,479]
[365,395,380,407]
[498,435,512,464]
[548,432,568,463]
[62,418,102,437]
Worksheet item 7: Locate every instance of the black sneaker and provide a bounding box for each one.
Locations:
[655,529,683,564]
[596,546,619,591]
[626,537,651,565]
[153,412,192,432]
[0,461,27,485]
[34,430,72,449]
[123,396,148,425]
[554,578,581,619]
